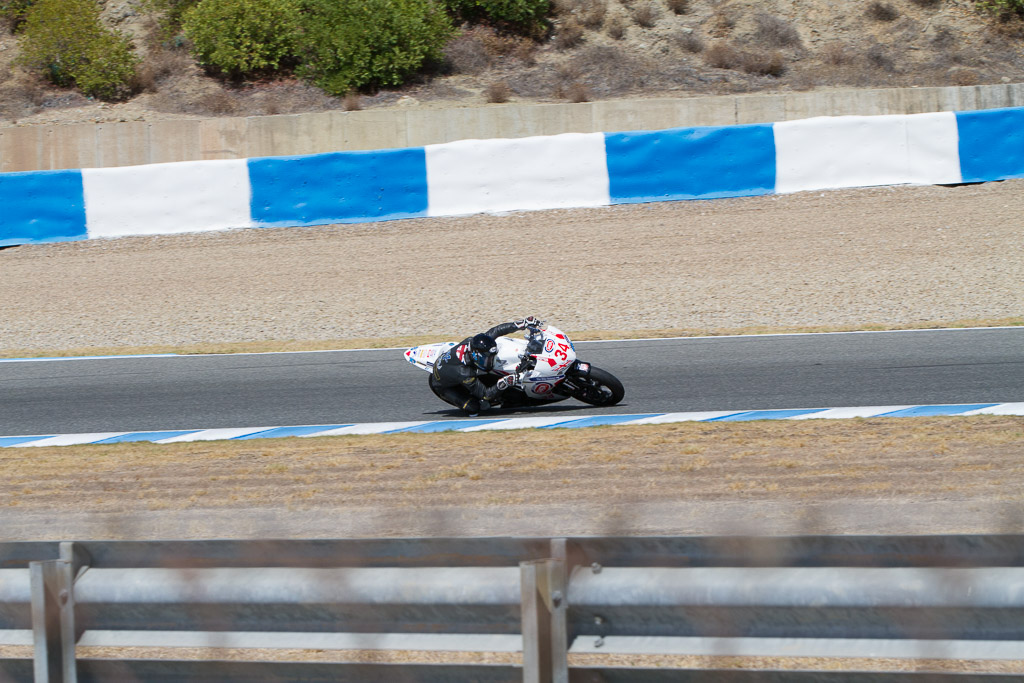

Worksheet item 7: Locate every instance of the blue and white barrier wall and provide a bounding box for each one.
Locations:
[2,106,1023,246]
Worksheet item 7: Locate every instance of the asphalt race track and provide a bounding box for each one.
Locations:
[1,328,1022,436]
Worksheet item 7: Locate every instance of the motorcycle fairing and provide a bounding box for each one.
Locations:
[404,342,457,371]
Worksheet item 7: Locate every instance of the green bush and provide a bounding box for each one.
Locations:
[444,0,549,34]
[16,0,138,100]
[182,0,303,78]
[976,0,1024,16]
[0,0,34,31]
[298,0,455,95]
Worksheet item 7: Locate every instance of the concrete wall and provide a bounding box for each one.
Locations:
[2,82,1023,173]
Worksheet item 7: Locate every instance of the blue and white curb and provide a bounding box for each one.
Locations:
[3,106,1024,245]
[2,403,1021,448]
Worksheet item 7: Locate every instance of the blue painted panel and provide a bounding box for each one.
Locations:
[0,170,87,246]
[0,436,53,447]
[605,124,776,203]
[541,414,661,429]
[878,404,997,418]
[248,148,429,227]
[388,420,503,433]
[957,107,1024,183]
[234,425,352,440]
[94,431,200,444]
[709,409,826,422]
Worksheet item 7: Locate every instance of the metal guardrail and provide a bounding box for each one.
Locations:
[2,536,1024,682]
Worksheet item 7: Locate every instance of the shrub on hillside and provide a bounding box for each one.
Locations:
[975,0,1024,16]
[16,0,138,100]
[866,2,899,21]
[753,13,801,48]
[704,41,741,69]
[606,14,626,39]
[667,0,688,15]
[0,0,33,30]
[579,0,607,29]
[485,79,511,102]
[554,17,584,48]
[631,1,659,28]
[182,0,302,79]
[443,0,550,35]
[298,0,455,95]
[674,30,703,53]
[741,49,785,77]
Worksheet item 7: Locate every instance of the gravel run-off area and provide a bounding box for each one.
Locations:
[1,180,1022,354]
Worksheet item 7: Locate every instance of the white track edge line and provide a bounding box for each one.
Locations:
[3,326,1020,362]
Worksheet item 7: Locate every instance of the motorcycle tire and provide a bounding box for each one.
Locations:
[570,367,624,406]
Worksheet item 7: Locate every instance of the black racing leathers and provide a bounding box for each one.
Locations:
[429,322,519,415]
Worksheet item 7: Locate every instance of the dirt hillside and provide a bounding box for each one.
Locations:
[1,0,1023,126]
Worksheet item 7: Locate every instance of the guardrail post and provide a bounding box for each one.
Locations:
[30,548,82,683]
[520,558,568,683]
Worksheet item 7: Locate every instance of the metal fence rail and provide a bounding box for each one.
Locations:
[1,535,1024,682]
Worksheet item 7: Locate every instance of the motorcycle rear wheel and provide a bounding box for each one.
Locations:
[570,367,624,406]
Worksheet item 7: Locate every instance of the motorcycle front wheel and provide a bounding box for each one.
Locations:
[568,367,625,406]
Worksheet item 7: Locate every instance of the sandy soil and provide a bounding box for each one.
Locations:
[1,180,1022,354]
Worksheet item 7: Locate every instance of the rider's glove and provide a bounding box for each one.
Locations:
[496,374,517,391]
[514,316,541,329]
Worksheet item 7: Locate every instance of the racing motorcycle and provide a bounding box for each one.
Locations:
[404,321,625,410]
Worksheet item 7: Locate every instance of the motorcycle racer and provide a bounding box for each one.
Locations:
[429,316,541,416]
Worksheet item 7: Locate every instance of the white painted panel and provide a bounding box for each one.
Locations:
[20,432,127,447]
[626,411,740,424]
[458,417,572,431]
[156,428,272,443]
[83,159,252,239]
[904,111,962,185]
[316,422,427,435]
[774,112,960,194]
[425,133,610,217]
[963,402,1024,416]
[788,406,913,420]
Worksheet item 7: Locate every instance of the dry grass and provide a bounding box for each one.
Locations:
[666,0,689,15]
[558,81,590,103]
[555,18,586,50]
[2,418,1022,521]
[675,30,704,53]
[866,1,899,22]
[485,80,512,103]
[740,49,786,77]
[948,66,980,86]
[820,41,854,66]
[578,0,608,29]
[704,41,742,69]
[606,14,627,39]
[630,1,660,28]
[343,91,362,111]
[752,13,802,48]
[1,317,1020,360]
